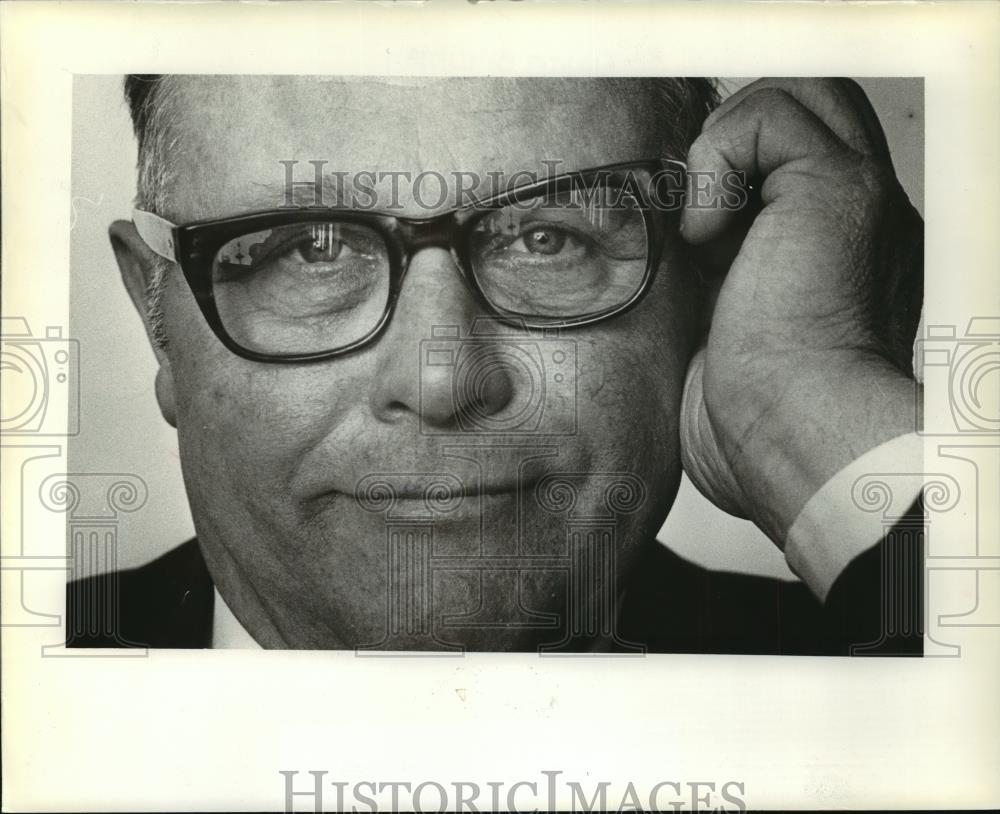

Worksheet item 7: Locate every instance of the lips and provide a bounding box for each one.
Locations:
[373,477,532,499]
[294,426,564,506]
[351,471,541,511]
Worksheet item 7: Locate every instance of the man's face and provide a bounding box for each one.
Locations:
[143,77,696,649]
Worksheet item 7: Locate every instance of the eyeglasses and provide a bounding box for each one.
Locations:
[133,158,686,362]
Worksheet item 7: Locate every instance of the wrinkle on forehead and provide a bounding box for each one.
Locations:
[254,75,644,115]
[174,74,653,122]
[164,76,660,219]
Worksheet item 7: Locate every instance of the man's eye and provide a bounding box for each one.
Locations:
[511,227,568,255]
[506,225,588,258]
[298,235,346,264]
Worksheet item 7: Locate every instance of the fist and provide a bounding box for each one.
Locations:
[678,79,923,546]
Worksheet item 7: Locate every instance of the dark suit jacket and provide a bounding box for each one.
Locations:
[66,499,923,655]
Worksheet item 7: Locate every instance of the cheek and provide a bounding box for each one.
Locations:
[566,251,696,558]
[179,365,366,481]
[163,285,370,496]
[575,336,685,507]
[576,261,695,470]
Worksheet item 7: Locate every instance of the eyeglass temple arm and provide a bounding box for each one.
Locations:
[132,209,178,263]
[129,160,688,263]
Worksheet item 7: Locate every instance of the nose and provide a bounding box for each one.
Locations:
[369,248,515,429]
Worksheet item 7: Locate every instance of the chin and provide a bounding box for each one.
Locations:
[302,515,662,653]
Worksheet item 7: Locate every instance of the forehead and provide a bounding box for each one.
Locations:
[162,76,662,219]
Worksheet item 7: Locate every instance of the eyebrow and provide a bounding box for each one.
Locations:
[241,174,347,210]
[220,159,680,220]
[237,164,576,213]
[235,171,493,216]
[233,175,529,217]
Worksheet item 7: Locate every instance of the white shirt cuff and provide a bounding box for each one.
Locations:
[784,433,922,602]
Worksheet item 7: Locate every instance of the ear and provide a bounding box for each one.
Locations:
[108,219,178,427]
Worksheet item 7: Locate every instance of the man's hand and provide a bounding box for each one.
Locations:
[679,78,923,547]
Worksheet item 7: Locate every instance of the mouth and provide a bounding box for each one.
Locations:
[299,442,560,509]
[376,477,532,500]
[343,474,541,521]
[349,473,541,510]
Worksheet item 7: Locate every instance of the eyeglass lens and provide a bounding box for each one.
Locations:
[210,181,650,355]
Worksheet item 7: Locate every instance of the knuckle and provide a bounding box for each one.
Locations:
[747,86,799,113]
[684,134,717,172]
[798,77,842,99]
[796,77,868,110]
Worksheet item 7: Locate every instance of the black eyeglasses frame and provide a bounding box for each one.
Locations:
[132,158,687,363]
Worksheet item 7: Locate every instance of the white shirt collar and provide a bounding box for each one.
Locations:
[212,587,263,649]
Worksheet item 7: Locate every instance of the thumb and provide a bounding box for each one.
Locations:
[679,347,749,519]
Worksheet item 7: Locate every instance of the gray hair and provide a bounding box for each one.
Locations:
[124,75,183,349]
[124,75,720,348]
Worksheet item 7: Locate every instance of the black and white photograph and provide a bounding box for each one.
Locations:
[66,74,926,656]
[2,2,998,811]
